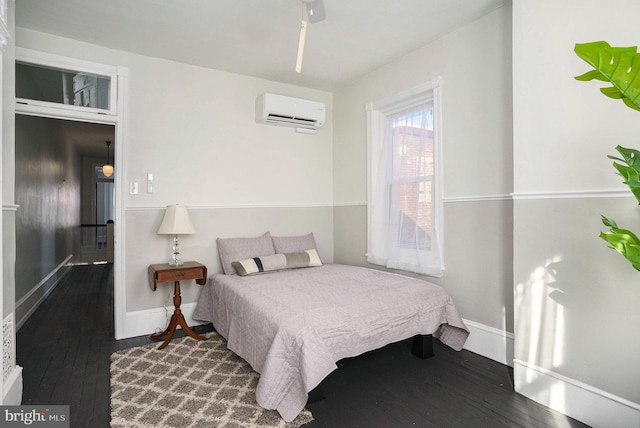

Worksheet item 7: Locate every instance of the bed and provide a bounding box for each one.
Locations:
[192,232,469,422]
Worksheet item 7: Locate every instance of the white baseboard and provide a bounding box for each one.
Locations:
[15,255,73,330]
[124,303,204,339]
[462,318,514,367]
[514,359,640,428]
[3,366,23,405]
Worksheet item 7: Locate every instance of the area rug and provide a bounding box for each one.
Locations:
[110,331,313,428]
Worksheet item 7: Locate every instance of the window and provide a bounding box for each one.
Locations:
[15,48,117,116]
[16,62,111,110]
[366,78,443,276]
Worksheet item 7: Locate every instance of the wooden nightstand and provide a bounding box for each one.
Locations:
[148,261,207,349]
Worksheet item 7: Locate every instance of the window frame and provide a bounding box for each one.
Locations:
[366,77,444,276]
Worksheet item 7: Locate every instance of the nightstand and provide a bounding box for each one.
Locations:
[148,261,207,349]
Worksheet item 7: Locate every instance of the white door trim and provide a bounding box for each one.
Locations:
[14,50,128,340]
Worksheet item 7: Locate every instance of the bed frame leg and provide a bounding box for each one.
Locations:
[412,334,434,359]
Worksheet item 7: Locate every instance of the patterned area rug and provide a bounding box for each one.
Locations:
[110,332,313,428]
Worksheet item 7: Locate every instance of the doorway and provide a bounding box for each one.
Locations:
[14,47,128,339]
[13,114,116,328]
[81,138,117,264]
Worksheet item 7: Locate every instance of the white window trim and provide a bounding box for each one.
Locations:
[366,77,444,276]
[15,47,118,116]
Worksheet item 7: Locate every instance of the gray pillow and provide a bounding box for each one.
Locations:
[272,232,318,254]
[216,232,275,275]
[232,249,323,276]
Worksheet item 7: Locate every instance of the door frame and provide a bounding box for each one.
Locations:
[15,48,128,339]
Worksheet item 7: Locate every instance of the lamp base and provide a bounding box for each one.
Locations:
[169,235,183,266]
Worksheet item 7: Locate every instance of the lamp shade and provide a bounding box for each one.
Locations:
[102,164,114,177]
[103,141,114,177]
[157,205,196,235]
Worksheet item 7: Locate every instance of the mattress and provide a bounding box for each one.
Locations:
[193,263,469,422]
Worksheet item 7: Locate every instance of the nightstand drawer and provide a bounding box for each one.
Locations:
[156,266,205,283]
[148,262,207,291]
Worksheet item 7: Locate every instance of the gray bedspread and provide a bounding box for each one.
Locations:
[193,264,469,422]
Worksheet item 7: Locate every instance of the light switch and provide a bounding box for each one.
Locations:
[130,181,139,195]
[147,173,154,193]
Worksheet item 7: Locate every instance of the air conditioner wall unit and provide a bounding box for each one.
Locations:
[255,93,325,132]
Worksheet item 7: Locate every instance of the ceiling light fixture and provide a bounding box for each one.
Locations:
[303,0,325,23]
[295,20,308,73]
[295,0,325,74]
[103,141,114,177]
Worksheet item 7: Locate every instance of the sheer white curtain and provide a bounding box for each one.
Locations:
[366,79,443,276]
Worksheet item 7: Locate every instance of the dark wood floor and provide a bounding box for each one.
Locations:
[17,264,590,428]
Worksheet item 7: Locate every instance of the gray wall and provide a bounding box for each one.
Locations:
[125,206,334,312]
[11,0,640,416]
[332,5,514,337]
[512,0,640,407]
[14,115,81,324]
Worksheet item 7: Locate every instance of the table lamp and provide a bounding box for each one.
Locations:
[156,204,195,265]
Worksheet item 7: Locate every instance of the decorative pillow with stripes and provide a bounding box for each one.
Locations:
[232,249,322,276]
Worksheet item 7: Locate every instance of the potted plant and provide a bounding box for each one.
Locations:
[574,41,640,270]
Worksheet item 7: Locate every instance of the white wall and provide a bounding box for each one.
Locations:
[513,0,640,425]
[15,28,334,324]
[332,6,514,335]
[2,0,23,406]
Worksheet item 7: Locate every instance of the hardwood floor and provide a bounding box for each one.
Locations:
[17,264,590,428]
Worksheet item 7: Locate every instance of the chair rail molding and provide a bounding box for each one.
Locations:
[511,189,631,200]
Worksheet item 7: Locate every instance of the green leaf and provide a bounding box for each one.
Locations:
[614,145,640,170]
[623,98,640,111]
[601,87,624,99]
[600,227,640,271]
[601,215,618,228]
[608,146,640,204]
[613,162,638,181]
[600,214,640,271]
[574,41,640,111]
[575,70,607,81]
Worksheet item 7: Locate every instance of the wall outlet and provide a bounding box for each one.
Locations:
[130,181,139,195]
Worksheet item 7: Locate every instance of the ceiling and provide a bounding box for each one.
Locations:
[57,119,115,158]
[15,0,505,91]
[16,0,505,159]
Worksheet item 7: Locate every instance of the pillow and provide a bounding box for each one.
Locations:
[216,232,275,275]
[232,249,322,276]
[272,232,318,254]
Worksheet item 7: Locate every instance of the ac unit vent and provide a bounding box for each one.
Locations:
[256,93,325,131]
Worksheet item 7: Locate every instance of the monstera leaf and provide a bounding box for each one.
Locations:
[600,216,640,271]
[575,41,640,111]
[608,145,640,204]
[575,41,640,272]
